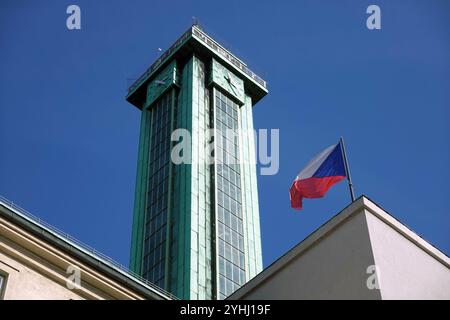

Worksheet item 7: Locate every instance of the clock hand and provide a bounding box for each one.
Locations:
[155,75,170,86]
[224,73,232,82]
[224,73,238,95]
[229,83,237,95]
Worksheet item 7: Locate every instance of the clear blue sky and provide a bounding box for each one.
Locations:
[1,0,449,269]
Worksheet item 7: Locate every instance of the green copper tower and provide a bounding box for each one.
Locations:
[127,25,267,300]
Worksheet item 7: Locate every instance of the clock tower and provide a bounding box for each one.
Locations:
[126,25,268,299]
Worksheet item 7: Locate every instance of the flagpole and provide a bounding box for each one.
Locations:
[340,137,355,202]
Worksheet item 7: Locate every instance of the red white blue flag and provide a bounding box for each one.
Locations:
[290,141,347,210]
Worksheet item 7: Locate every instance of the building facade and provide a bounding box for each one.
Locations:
[229,196,450,300]
[127,25,268,300]
[2,192,448,300]
[0,196,173,300]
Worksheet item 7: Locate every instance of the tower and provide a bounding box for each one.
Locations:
[127,25,267,299]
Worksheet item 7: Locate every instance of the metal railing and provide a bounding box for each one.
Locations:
[127,27,193,95]
[0,194,178,300]
[127,25,267,96]
[191,25,267,90]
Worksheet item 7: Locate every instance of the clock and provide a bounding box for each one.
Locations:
[210,59,245,104]
[146,61,178,108]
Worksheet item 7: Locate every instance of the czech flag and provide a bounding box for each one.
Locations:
[290,141,347,210]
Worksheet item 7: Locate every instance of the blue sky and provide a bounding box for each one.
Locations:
[1,0,449,270]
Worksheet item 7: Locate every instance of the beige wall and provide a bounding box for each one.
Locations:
[0,215,154,300]
[0,250,83,300]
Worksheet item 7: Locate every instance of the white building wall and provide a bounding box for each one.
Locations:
[235,210,381,299]
[365,209,450,299]
[229,197,450,300]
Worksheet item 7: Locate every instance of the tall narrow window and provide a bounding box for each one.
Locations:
[215,90,245,299]
[142,91,173,289]
[0,273,7,300]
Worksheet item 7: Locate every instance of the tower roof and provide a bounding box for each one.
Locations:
[126,25,268,109]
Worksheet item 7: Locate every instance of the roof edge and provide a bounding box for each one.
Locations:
[0,197,176,300]
[361,196,450,267]
[229,195,450,300]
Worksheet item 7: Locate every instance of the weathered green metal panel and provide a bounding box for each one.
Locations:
[189,55,214,300]
[164,89,176,291]
[130,109,152,273]
[239,95,263,280]
[168,57,194,299]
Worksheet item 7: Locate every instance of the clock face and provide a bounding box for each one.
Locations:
[211,59,245,104]
[146,61,178,108]
[224,72,236,93]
